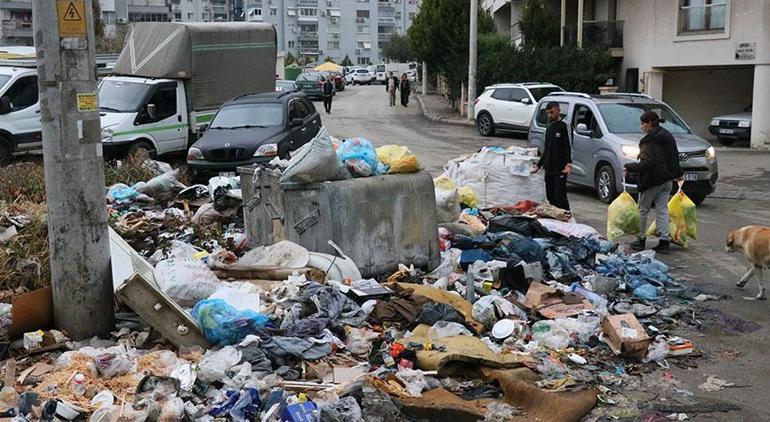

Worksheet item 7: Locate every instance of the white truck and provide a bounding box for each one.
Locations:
[0,23,277,164]
[375,62,418,84]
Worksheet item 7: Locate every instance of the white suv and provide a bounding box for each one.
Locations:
[351,68,375,85]
[474,82,563,136]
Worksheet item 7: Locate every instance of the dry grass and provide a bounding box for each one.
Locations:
[0,162,46,203]
[103,154,159,187]
[0,201,50,290]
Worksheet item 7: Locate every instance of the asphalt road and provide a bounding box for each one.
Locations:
[324,85,770,420]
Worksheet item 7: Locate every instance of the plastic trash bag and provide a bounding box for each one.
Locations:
[395,368,428,397]
[337,137,382,177]
[107,184,140,202]
[679,191,697,239]
[135,170,186,203]
[607,191,641,240]
[433,176,456,191]
[95,350,135,378]
[377,145,420,174]
[428,321,472,339]
[198,346,243,383]
[644,337,670,363]
[457,186,478,208]
[281,127,350,183]
[646,192,688,247]
[155,259,221,308]
[192,299,272,346]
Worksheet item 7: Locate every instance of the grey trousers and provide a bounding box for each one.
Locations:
[638,180,672,241]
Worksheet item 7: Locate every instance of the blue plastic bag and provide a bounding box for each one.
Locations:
[633,284,658,300]
[337,137,383,177]
[192,299,272,346]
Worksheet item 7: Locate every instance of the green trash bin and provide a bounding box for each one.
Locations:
[284,64,302,81]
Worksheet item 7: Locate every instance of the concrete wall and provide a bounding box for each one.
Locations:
[662,67,754,139]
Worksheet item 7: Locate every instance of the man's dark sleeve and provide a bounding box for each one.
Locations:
[537,131,550,169]
[624,144,653,173]
[560,122,572,165]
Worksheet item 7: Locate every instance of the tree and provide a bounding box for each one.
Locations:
[92,0,104,39]
[284,52,296,66]
[325,56,336,63]
[519,0,560,48]
[381,34,414,62]
[341,55,353,67]
[408,0,495,101]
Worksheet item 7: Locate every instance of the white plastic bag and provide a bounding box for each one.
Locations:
[281,127,351,183]
[135,170,186,203]
[198,346,243,383]
[155,259,221,308]
[395,368,428,397]
[428,321,472,339]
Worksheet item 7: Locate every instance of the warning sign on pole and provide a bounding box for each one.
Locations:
[57,0,87,38]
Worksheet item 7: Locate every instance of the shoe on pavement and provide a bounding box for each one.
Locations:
[653,239,670,253]
[629,237,646,251]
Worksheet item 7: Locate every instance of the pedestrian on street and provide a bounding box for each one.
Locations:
[531,101,572,211]
[624,110,683,252]
[386,72,398,107]
[400,74,411,107]
[322,77,334,114]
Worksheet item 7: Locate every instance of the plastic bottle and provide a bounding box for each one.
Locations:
[71,373,86,396]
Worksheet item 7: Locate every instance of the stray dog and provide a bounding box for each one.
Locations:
[725,226,770,300]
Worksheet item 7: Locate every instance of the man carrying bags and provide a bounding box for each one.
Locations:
[624,111,683,252]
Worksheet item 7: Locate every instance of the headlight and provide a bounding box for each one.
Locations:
[738,120,751,128]
[187,147,203,161]
[254,143,278,157]
[710,119,720,126]
[706,146,716,161]
[621,145,640,159]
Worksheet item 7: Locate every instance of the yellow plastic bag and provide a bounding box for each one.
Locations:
[377,145,420,173]
[433,176,456,191]
[679,191,697,239]
[646,193,688,247]
[607,191,641,240]
[457,186,478,209]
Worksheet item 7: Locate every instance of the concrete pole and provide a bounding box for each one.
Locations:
[577,0,585,47]
[422,61,427,96]
[560,0,566,46]
[33,0,115,340]
[751,64,770,149]
[467,0,478,121]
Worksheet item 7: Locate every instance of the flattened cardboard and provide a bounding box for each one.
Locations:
[602,314,652,358]
[537,300,594,319]
[9,287,53,340]
[523,282,560,309]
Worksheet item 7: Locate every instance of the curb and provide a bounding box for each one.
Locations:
[416,96,476,128]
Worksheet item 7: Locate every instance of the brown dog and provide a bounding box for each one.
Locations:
[726,226,770,300]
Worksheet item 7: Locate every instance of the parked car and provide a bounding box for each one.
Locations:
[187,91,322,179]
[320,71,345,91]
[528,92,718,205]
[708,106,752,146]
[344,67,359,84]
[474,82,564,136]
[295,72,328,99]
[275,79,299,93]
[351,68,375,85]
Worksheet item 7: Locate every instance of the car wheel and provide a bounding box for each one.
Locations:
[717,136,735,146]
[595,164,618,203]
[476,112,495,137]
[127,140,157,160]
[0,137,12,166]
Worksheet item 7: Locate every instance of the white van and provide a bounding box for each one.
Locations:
[375,62,418,84]
[0,62,42,164]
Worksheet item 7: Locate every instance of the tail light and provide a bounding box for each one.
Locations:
[473,98,480,105]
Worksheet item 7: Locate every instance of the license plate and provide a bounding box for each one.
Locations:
[683,173,698,181]
[219,172,235,177]
[719,128,734,134]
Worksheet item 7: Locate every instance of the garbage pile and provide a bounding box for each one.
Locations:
[0,147,716,421]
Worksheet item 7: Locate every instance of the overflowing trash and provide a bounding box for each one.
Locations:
[0,146,731,422]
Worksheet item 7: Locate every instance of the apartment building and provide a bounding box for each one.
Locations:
[0,0,34,46]
[488,0,769,149]
[245,0,420,65]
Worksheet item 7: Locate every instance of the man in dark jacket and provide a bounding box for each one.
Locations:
[624,110,683,252]
[531,101,572,210]
[322,77,334,113]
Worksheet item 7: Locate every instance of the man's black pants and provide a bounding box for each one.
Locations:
[323,96,332,113]
[545,173,570,210]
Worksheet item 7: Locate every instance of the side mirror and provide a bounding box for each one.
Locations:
[200,123,209,132]
[290,118,303,127]
[146,103,157,120]
[521,98,531,104]
[576,123,593,137]
[0,96,11,114]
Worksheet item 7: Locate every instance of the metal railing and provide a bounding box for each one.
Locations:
[565,20,624,49]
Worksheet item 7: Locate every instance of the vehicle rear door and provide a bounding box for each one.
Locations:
[508,87,533,128]
[569,102,603,184]
[488,88,513,125]
[302,97,321,138]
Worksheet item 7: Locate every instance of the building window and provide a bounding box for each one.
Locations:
[288,41,295,48]
[357,25,370,34]
[356,10,370,18]
[300,24,317,32]
[287,8,296,16]
[252,8,262,16]
[678,0,727,34]
[173,12,182,20]
[357,41,371,49]
[357,57,369,65]
[328,41,340,49]
[187,12,194,19]
[270,8,277,15]
[102,11,117,23]
[202,12,210,21]
[299,8,318,16]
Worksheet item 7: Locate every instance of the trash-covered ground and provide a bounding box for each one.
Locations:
[0,139,746,421]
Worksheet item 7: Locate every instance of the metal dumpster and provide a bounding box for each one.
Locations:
[240,167,440,278]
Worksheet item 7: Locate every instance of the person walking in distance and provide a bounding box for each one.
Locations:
[386,72,398,107]
[624,110,683,252]
[400,73,411,107]
[322,77,334,114]
[531,101,572,211]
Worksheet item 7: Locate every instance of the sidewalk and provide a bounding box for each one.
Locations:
[416,93,476,127]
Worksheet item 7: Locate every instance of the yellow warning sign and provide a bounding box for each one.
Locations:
[76,92,97,112]
[57,0,87,38]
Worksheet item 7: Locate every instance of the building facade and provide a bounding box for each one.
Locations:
[245,0,421,65]
[492,0,769,149]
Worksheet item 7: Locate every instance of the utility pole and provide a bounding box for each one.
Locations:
[467,0,478,121]
[33,0,114,340]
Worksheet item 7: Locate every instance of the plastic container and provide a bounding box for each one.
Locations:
[71,373,86,396]
[240,168,440,277]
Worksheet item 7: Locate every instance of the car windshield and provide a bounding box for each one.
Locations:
[297,73,320,82]
[529,87,563,102]
[276,81,294,90]
[0,75,11,92]
[98,80,152,112]
[598,103,691,134]
[210,103,283,129]
[356,69,368,74]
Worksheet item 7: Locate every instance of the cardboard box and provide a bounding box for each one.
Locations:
[523,282,560,309]
[602,314,652,358]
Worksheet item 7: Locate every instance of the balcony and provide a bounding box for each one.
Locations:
[378,32,394,42]
[299,48,319,55]
[1,20,33,38]
[0,1,32,11]
[298,32,318,41]
[378,16,395,24]
[565,20,624,52]
[297,15,319,22]
[298,0,318,5]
